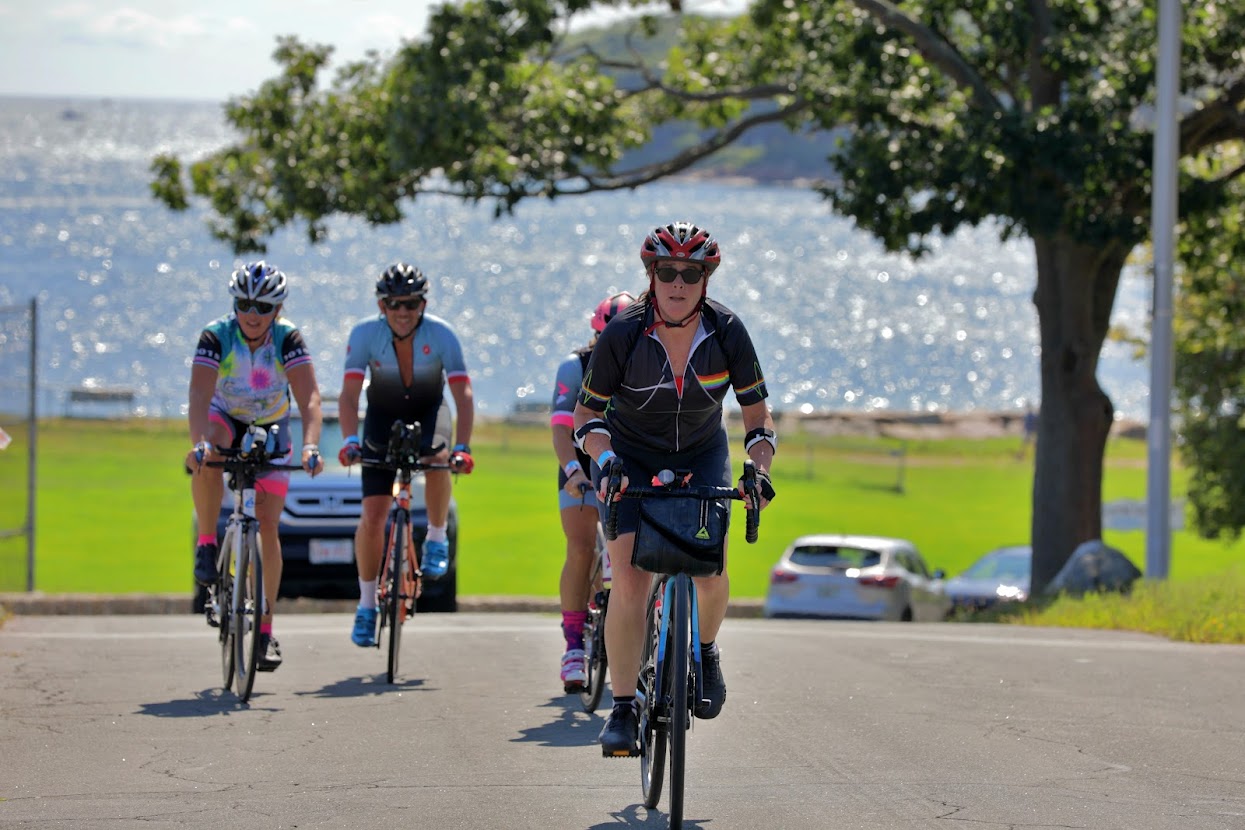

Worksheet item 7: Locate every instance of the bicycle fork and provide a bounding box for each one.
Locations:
[642,576,703,722]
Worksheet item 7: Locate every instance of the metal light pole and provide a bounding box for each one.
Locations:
[1145,0,1180,580]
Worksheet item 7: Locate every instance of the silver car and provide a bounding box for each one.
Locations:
[762,534,948,621]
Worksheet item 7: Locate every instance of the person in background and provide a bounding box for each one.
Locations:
[551,292,636,692]
[337,263,475,647]
[187,261,325,671]
[573,221,776,757]
[1017,403,1038,459]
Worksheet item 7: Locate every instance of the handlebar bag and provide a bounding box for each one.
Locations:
[632,496,728,577]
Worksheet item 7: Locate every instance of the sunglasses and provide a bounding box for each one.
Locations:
[383,298,424,311]
[654,265,706,285]
[234,299,276,315]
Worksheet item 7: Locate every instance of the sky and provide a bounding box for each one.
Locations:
[0,0,745,102]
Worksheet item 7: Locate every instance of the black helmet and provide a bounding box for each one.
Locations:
[376,263,428,298]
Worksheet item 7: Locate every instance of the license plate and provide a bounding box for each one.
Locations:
[816,584,840,599]
[309,539,354,565]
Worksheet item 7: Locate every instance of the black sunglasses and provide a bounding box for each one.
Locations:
[383,298,424,311]
[654,265,705,285]
[234,299,276,315]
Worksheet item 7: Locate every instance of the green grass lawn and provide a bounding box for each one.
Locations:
[2,416,1243,642]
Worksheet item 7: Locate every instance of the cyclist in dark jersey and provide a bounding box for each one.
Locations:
[337,263,476,647]
[573,221,777,756]
[186,261,325,672]
[551,292,635,693]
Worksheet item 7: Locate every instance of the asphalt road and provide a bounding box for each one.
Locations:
[2,613,1244,830]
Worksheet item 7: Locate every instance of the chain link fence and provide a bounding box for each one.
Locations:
[0,300,36,592]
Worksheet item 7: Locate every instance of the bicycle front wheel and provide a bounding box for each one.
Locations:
[640,577,667,809]
[233,526,263,702]
[384,513,408,683]
[666,576,690,828]
[218,530,235,691]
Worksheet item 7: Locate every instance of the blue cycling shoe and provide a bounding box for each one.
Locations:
[421,539,450,579]
[351,606,378,647]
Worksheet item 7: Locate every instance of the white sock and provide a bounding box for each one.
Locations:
[426,524,448,543]
[358,578,378,610]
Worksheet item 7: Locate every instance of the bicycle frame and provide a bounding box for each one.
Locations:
[605,461,761,829]
[361,419,452,683]
[204,425,295,703]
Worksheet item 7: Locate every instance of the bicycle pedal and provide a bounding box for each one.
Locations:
[563,681,587,694]
[602,746,641,758]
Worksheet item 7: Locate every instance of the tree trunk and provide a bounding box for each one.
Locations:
[1029,234,1126,595]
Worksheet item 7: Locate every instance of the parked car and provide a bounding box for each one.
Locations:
[763,534,949,621]
[944,544,1030,614]
[192,401,458,613]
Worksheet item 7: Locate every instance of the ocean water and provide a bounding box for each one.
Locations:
[0,96,1152,420]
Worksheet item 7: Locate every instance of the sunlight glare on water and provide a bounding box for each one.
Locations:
[0,97,1150,420]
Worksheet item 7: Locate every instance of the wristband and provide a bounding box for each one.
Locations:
[564,459,582,477]
[453,443,471,454]
[344,435,360,446]
[596,450,616,468]
[744,427,777,454]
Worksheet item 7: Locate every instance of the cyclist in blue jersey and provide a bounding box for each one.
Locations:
[573,222,777,756]
[186,261,325,671]
[551,291,635,693]
[337,263,476,647]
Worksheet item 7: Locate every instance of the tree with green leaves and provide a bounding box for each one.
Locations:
[151,0,1245,595]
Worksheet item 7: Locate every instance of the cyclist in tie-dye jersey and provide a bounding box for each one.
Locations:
[337,263,476,648]
[550,291,635,693]
[186,262,325,672]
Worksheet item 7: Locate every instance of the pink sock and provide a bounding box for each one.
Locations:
[260,622,273,635]
[562,610,588,650]
[197,534,216,546]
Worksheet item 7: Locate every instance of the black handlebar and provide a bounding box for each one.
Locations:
[604,460,761,543]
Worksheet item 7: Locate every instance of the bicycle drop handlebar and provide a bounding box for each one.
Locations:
[604,460,761,544]
[200,424,317,477]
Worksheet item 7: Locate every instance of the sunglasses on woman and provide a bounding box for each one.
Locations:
[654,265,705,285]
[234,299,276,315]
[383,298,424,311]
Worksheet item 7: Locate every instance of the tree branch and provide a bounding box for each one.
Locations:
[555,99,814,193]
[849,0,1003,113]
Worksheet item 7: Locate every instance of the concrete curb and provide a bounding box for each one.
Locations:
[0,593,765,618]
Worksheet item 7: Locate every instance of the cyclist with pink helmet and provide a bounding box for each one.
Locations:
[573,221,777,756]
[551,291,636,692]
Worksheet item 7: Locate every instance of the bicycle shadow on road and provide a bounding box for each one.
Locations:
[135,688,281,717]
[510,695,605,748]
[293,674,430,699]
[587,804,710,828]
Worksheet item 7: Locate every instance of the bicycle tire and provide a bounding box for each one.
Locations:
[218,528,235,691]
[233,526,263,702]
[385,513,407,683]
[667,575,690,828]
[640,577,667,809]
[578,591,608,712]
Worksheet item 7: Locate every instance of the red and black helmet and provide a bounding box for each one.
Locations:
[639,221,721,275]
[591,292,636,333]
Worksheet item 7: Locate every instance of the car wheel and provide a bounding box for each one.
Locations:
[900,605,913,622]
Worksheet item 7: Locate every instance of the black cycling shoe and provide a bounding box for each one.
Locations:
[695,644,726,719]
[257,634,283,672]
[194,542,219,586]
[599,702,640,757]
